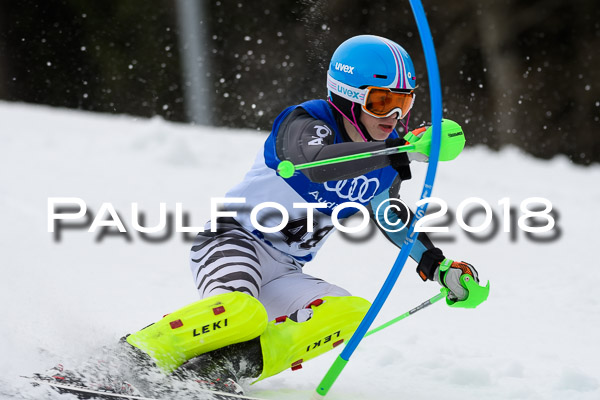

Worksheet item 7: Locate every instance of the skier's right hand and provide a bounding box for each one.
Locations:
[403,126,428,145]
[403,126,429,162]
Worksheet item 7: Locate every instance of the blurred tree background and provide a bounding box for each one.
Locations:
[0,0,598,164]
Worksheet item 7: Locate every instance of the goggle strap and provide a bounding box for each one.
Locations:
[327,75,367,104]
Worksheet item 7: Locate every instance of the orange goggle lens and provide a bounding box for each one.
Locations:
[363,87,415,118]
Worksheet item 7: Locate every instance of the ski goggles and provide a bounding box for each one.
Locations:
[363,87,415,119]
[327,74,416,119]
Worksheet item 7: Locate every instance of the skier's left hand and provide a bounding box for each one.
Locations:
[434,260,479,301]
[416,248,479,301]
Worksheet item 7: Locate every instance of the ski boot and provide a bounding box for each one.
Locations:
[125,291,268,374]
[257,296,370,381]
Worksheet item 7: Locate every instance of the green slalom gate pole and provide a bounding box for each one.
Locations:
[313,0,443,397]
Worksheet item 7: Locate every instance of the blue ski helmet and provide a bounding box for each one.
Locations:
[328,35,416,95]
[327,35,416,141]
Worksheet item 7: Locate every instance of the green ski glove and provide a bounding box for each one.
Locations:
[404,126,429,163]
[416,248,489,308]
[434,259,479,301]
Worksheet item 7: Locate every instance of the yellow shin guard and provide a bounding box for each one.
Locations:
[126,292,268,373]
[256,296,371,382]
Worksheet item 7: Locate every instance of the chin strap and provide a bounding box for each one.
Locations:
[327,96,373,142]
[349,102,372,142]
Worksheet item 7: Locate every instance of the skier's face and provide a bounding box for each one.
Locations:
[359,110,400,141]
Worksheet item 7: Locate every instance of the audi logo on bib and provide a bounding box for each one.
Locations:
[324,176,380,203]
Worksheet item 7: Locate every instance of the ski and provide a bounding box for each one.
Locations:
[25,375,267,400]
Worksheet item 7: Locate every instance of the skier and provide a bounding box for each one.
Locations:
[123,34,481,394]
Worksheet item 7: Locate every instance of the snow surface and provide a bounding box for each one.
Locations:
[1,101,599,400]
